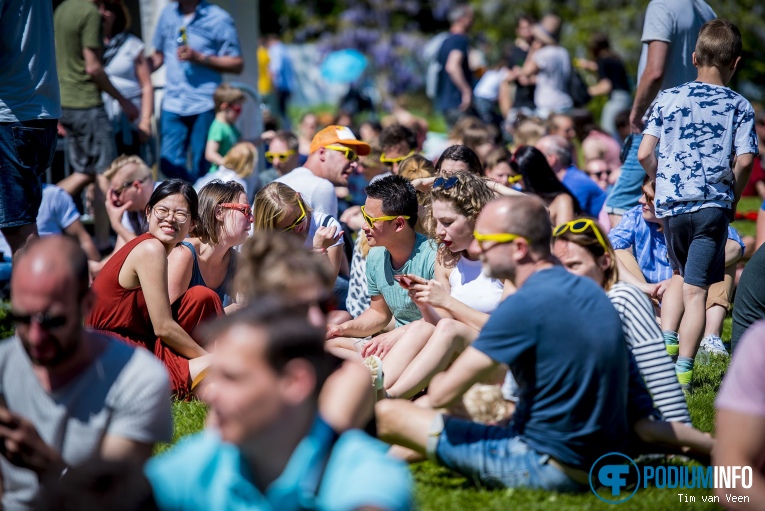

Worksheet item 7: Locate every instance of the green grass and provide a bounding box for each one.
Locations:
[164,354,730,510]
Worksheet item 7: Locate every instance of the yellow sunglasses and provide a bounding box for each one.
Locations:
[552,218,609,252]
[325,144,358,162]
[473,231,528,251]
[265,150,296,162]
[380,150,415,165]
[360,205,410,229]
[282,198,307,232]
[507,174,523,185]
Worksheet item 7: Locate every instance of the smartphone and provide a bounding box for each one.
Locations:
[394,274,414,289]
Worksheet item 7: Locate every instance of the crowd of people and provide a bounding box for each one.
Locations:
[2,0,765,509]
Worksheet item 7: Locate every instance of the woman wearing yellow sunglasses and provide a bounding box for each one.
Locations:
[382,172,517,400]
[551,217,693,424]
[252,183,348,291]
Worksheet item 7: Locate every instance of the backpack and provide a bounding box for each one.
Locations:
[568,67,592,108]
[424,32,450,99]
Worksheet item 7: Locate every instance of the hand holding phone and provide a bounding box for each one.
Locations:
[394,274,414,289]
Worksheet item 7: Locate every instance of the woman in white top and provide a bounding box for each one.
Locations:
[379,172,514,398]
[100,0,153,156]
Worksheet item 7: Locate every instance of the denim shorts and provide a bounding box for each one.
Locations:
[427,414,587,492]
[0,119,57,229]
[605,134,644,214]
[664,208,728,287]
[60,106,116,175]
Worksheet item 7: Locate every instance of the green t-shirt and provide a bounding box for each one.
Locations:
[366,232,436,328]
[54,0,103,109]
[207,119,241,172]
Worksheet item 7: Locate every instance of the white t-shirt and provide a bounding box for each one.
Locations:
[635,0,716,116]
[275,167,338,218]
[102,34,145,125]
[474,68,510,101]
[0,335,172,511]
[531,45,573,113]
[304,211,344,250]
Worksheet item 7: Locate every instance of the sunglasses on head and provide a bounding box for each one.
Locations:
[552,218,609,253]
[9,311,68,330]
[324,144,358,162]
[433,176,459,190]
[265,150,296,163]
[380,150,415,166]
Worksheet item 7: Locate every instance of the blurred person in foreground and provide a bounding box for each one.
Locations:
[0,236,171,511]
[145,300,413,511]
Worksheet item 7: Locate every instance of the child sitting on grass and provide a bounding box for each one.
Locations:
[638,19,757,389]
[205,83,245,172]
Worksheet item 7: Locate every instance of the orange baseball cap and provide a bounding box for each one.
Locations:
[309,125,371,156]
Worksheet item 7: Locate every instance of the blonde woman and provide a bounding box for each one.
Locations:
[194,141,257,197]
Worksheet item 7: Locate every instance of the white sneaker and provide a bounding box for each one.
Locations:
[699,335,728,356]
[363,355,384,391]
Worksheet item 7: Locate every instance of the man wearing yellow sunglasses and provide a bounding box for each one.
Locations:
[326,175,436,375]
[263,131,300,184]
[379,124,417,175]
[376,196,649,493]
[275,125,371,218]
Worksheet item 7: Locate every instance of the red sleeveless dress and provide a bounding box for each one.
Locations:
[86,233,222,398]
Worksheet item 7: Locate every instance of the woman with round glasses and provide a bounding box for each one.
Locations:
[377,172,515,399]
[551,217,691,423]
[87,180,221,399]
[167,180,251,311]
[510,145,581,226]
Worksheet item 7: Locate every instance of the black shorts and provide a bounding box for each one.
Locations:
[663,208,728,287]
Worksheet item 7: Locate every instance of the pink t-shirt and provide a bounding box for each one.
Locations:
[716,320,765,471]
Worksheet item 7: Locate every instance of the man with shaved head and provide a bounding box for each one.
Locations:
[0,236,171,511]
[375,196,644,492]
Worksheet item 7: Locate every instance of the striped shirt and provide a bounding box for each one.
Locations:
[608,282,691,423]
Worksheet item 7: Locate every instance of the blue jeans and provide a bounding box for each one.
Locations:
[0,119,57,229]
[428,414,587,492]
[159,109,215,182]
[605,134,644,214]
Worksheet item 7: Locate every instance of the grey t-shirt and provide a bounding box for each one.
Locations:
[0,335,172,511]
[531,45,573,114]
[636,0,716,114]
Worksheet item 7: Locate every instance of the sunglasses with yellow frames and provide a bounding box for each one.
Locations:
[360,205,410,230]
[282,198,307,232]
[472,231,528,251]
[380,150,415,165]
[324,144,358,162]
[552,218,609,253]
[507,174,523,185]
[265,150,296,162]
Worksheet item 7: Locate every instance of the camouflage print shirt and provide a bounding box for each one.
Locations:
[644,81,758,218]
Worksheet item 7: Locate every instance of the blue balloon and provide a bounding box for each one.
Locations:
[320,49,368,84]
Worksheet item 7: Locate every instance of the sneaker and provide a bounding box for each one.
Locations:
[363,355,384,391]
[699,335,728,356]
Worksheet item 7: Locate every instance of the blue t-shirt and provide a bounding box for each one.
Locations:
[644,81,758,218]
[366,233,436,327]
[561,166,607,217]
[146,418,412,511]
[472,266,632,469]
[152,1,242,116]
[436,33,471,112]
[0,0,61,122]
